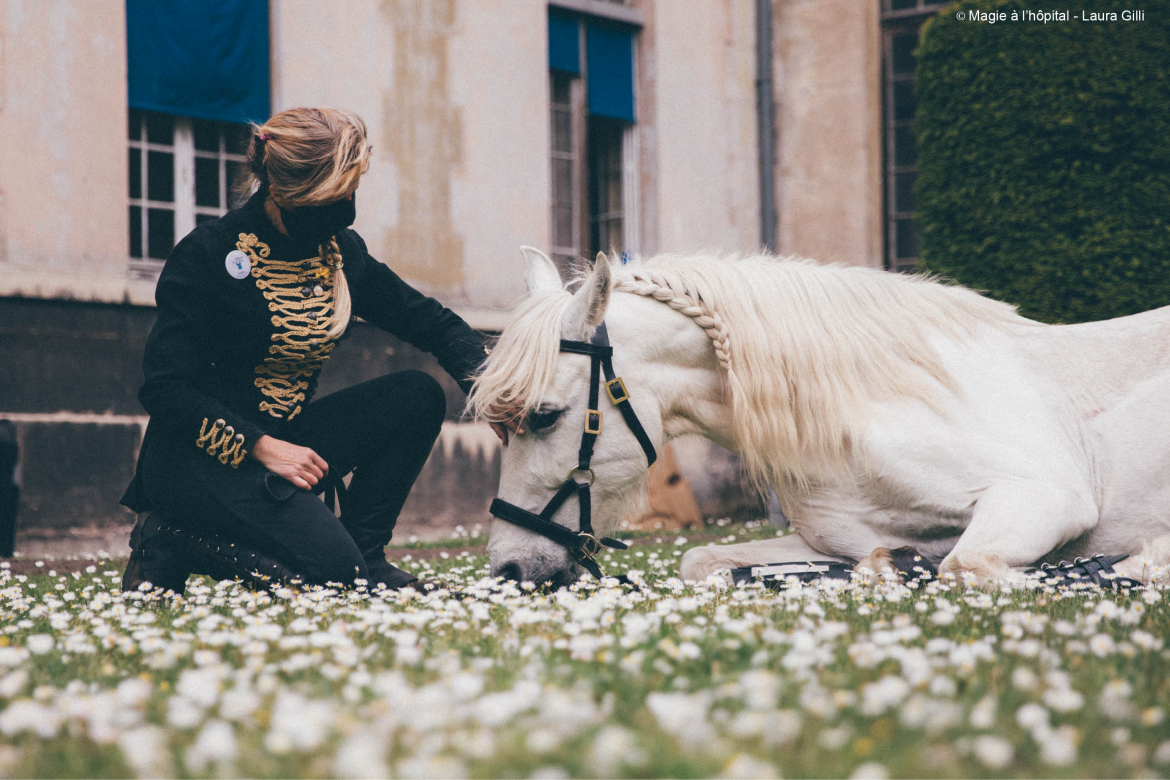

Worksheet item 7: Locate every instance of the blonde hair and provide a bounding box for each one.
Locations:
[241,108,372,341]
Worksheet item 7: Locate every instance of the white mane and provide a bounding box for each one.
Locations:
[469,252,1031,495]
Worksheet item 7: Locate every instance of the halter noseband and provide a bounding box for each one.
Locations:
[489,322,658,579]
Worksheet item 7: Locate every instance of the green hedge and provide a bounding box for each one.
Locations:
[915,0,1170,323]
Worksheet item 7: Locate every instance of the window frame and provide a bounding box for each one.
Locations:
[128,110,248,278]
[880,0,950,272]
[547,5,640,280]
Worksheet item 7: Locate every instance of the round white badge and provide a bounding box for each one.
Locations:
[225,250,251,280]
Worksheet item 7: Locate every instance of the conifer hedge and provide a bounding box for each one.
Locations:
[915,0,1170,323]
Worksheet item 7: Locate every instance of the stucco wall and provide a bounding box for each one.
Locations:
[271,0,548,316]
[0,0,152,303]
[651,0,760,254]
[774,0,883,267]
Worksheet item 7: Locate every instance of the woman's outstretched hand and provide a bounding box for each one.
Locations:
[251,435,329,490]
[489,404,527,446]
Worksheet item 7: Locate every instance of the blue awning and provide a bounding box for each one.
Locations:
[126,0,270,124]
[586,22,635,123]
[548,11,580,75]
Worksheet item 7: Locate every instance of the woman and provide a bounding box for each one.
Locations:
[120,107,493,593]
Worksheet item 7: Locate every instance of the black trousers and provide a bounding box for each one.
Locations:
[141,370,445,586]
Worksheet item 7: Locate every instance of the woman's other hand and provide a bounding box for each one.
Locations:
[489,404,526,446]
[251,435,329,490]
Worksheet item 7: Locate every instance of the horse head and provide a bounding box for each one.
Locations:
[469,248,723,587]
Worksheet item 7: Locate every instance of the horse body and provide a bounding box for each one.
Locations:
[472,248,1170,586]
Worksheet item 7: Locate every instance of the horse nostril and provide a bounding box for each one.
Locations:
[498,561,523,582]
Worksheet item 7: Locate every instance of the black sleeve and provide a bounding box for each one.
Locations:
[138,237,266,468]
[344,231,488,395]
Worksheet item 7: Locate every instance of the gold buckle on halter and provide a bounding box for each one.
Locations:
[566,466,596,486]
[605,377,630,404]
[584,409,602,435]
[577,533,602,559]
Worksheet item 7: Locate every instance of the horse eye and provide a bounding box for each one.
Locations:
[525,408,564,432]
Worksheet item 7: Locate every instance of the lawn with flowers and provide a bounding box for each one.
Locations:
[1,522,1169,779]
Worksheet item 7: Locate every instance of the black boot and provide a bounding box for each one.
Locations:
[163,523,306,591]
[122,511,194,595]
[366,557,422,590]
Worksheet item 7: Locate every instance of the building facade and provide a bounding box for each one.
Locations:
[0,0,902,551]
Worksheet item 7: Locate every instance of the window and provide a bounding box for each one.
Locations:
[547,9,638,278]
[880,0,949,272]
[128,109,248,273]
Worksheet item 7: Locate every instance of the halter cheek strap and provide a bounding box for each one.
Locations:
[489,322,658,579]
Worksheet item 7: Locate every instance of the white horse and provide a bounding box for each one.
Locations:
[469,247,1170,587]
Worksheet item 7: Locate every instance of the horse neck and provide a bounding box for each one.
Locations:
[605,291,735,448]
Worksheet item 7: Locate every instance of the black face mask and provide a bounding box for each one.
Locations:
[277,195,356,246]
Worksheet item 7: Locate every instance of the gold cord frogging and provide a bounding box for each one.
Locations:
[196,418,248,468]
[236,233,337,421]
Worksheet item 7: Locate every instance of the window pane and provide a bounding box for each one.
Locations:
[553,205,574,249]
[893,80,917,122]
[892,34,917,76]
[196,213,218,225]
[147,151,174,202]
[195,157,220,207]
[895,171,917,213]
[552,74,571,106]
[553,109,572,154]
[145,112,174,145]
[890,0,916,9]
[147,208,174,259]
[129,206,142,258]
[128,109,142,141]
[894,124,918,167]
[554,158,573,205]
[895,218,919,259]
[226,161,248,208]
[225,124,250,156]
[193,119,220,152]
[129,148,142,200]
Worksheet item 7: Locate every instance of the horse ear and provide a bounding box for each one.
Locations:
[562,253,612,340]
[520,246,563,293]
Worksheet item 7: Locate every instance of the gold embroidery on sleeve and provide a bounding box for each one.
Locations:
[237,234,337,421]
[196,418,248,469]
[197,418,226,450]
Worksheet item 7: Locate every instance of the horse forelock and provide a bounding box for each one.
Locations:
[472,252,1030,497]
[467,288,574,422]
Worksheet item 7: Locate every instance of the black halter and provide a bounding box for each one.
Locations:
[489,322,658,579]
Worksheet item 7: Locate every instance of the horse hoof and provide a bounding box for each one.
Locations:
[858,546,936,583]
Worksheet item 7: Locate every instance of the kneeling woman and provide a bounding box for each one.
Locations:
[120,107,487,593]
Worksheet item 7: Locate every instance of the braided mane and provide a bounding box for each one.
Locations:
[470,252,1029,496]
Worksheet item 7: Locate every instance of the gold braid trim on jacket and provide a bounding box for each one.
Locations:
[196,418,248,468]
[237,234,337,421]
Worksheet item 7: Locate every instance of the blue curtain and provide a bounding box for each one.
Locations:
[548,11,580,75]
[127,0,270,124]
[586,22,635,123]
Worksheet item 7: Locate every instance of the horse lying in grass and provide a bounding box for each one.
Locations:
[469,247,1170,588]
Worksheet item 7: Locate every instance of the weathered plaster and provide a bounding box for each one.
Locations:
[652,0,760,254]
[380,0,465,296]
[774,0,883,267]
[0,0,127,286]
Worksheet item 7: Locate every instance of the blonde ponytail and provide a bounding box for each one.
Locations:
[321,237,352,341]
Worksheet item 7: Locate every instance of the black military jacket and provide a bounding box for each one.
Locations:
[120,188,486,512]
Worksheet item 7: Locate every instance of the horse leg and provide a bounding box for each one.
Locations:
[938,481,1098,583]
[679,532,852,582]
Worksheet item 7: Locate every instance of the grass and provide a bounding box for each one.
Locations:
[1,525,1169,778]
